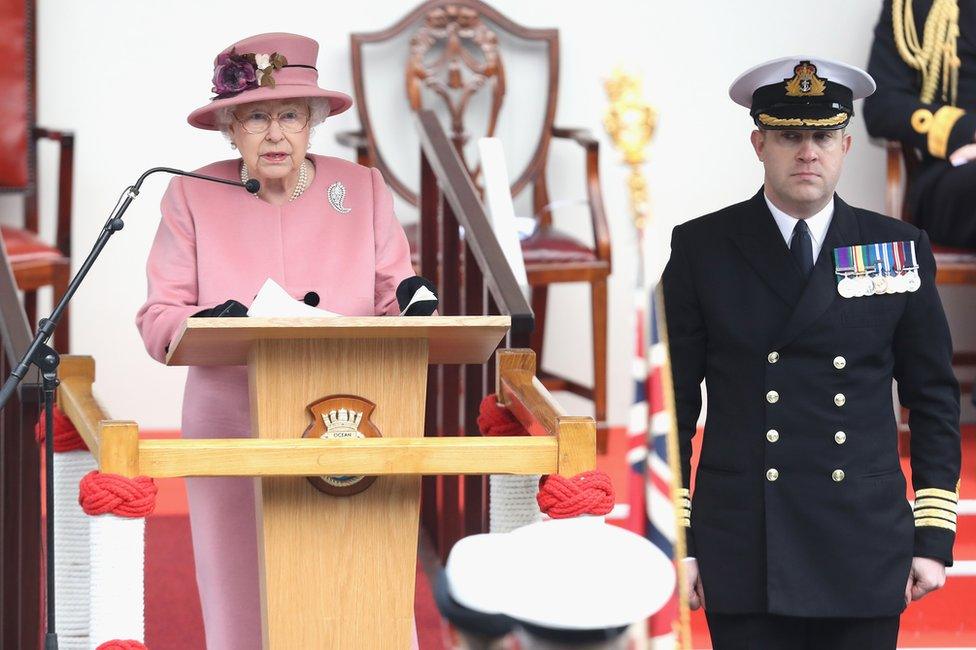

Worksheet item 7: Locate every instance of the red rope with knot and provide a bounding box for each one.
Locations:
[79,471,157,518]
[537,470,615,519]
[96,641,148,650]
[34,404,89,452]
[477,394,528,437]
[478,393,612,518]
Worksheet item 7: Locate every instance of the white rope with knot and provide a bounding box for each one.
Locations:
[489,474,543,533]
[53,450,97,648]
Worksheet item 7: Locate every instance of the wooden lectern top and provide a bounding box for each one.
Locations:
[165,315,510,366]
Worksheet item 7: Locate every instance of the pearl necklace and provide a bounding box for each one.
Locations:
[240,158,309,202]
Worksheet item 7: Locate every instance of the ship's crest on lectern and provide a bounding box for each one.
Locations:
[303,395,382,496]
[322,408,364,438]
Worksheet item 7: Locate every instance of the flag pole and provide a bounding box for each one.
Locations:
[604,68,692,650]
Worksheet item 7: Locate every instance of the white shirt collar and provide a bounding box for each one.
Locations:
[764,193,835,260]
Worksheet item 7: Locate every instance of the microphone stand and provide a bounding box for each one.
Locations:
[0,166,255,649]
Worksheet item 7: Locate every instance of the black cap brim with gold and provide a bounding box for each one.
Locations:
[729,56,875,130]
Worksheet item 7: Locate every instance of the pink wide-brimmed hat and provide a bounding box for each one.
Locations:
[187,32,353,130]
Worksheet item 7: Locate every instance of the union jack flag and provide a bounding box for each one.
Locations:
[626,282,689,648]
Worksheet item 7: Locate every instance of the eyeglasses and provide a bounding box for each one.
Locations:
[235,109,310,134]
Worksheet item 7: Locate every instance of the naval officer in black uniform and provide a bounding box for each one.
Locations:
[663,57,961,649]
[864,0,976,248]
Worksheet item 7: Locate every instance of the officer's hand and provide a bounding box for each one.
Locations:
[684,558,706,610]
[949,142,976,167]
[905,556,946,605]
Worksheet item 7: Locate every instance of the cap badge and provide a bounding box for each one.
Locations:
[784,61,826,97]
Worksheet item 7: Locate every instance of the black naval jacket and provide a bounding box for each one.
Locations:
[864,0,976,214]
[663,190,961,618]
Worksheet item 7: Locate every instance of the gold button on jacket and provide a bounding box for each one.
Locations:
[767,468,780,481]
[767,429,780,442]
[833,356,847,369]
[767,390,779,404]
[768,351,780,363]
[834,393,846,407]
[832,469,846,482]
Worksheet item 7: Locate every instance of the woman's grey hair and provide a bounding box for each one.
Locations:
[215,96,332,140]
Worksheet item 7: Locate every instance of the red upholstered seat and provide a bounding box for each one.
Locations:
[403,222,596,265]
[520,226,597,264]
[1,225,66,264]
[0,0,75,353]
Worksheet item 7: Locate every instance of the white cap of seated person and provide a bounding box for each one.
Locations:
[443,472,676,649]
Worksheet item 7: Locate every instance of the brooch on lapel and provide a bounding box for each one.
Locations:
[328,181,352,214]
[832,241,920,298]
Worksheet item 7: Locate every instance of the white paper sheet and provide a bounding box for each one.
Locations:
[247,278,342,318]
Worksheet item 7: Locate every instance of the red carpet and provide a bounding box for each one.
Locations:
[146,516,206,649]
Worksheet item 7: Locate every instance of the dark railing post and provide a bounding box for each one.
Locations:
[437,199,463,559]
[462,243,487,537]
[414,110,535,558]
[0,232,42,649]
[419,150,441,547]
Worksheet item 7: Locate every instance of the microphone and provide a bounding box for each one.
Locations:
[396,276,438,316]
[0,160,262,650]
[130,166,258,195]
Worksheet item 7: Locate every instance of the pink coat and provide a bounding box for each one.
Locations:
[136,154,414,649]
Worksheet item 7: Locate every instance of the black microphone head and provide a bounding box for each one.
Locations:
[244,178,261,194]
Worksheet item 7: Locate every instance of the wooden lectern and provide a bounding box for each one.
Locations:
[165,316,509,649]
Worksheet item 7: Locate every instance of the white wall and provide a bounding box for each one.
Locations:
[11,0,959,430]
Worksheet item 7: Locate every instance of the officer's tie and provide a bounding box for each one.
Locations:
[790,219,814,278]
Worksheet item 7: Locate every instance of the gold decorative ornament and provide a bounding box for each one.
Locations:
[911,108,934,133]
[784,61,827,97]
[913,508,957,521]
[893,0,961,104]
[757,112,849,128]
[914,496,957,509]
[603,68,657,230]
[677,487,691,527]
[914,517,957,532]
[926,105,966,158]
[915,486,960,501]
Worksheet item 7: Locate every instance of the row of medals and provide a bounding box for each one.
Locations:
[836,268,920,298]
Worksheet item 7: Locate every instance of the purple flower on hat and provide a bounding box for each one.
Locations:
[211,49,259,98]
[210,49,288,98]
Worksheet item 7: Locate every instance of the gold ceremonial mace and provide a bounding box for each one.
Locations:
[603,69,657,232]
[603,70,692,650]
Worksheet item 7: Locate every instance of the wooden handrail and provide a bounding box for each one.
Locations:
[56,355,108,457]
[126,437,560,478]
[414,110,534,341]
[497,348,595,477]
[55,351,594,480]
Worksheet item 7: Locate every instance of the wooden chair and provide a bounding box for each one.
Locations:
[340,0,611,439]
[885,140,976,449]
[0,0,74,353]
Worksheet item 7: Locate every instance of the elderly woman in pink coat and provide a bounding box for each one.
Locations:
[136,33,419,649]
